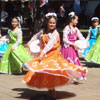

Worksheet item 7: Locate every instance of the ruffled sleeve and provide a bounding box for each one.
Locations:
[76,28,85,40]
[86,27,91,40]
[12,29,22,49]
[28,30,43,45]
[63,26,73,45]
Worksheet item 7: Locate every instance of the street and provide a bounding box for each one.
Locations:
[0,60,100,100]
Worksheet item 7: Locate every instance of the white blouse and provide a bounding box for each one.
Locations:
[29,29,59,54]
[63,25,85,48]
[42,30,58,54]
[13,29,22,49]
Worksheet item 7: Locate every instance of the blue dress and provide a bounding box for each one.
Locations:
[0,30,10,58]
[0,40,8,58]
[83,27,98,56]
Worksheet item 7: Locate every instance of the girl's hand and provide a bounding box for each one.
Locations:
[72,43,79,51]
[11,47,15,51]
[87,42,89,47]
[25,43,29,48]
[0,34,2,38]
[39,51,45,61]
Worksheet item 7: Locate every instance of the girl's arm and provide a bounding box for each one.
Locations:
[86,29,91,40]
[63,28,73,45]
[12,29,22,50]
[0,33,2,38]
[27,30,43,46]
[1,34,9,40]
[77,28,85,40]
[42,30,58,54]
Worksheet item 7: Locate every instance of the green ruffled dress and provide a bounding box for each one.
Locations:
[0,29,33,74]
[85,25,100,64]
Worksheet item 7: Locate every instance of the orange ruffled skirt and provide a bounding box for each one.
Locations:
[23,50,87,89]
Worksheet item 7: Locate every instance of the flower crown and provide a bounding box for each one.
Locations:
[16,17,20,22]
[68,12,75,17]
[91,17,99,21]
[16,17,21,28]
[45,13,57,18]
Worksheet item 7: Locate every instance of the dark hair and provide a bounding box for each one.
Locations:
[42,16,57,33]
[92,19,99,23]
[29,94,56,100]
[68,14,77,24]
[12,17,20,23]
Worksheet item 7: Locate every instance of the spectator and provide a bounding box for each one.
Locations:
[94,3,100,19]
[12,1,19,17]
[59,2,65,27]
[21,1,32,37]
[22,1,32,26]
[39,0,49,15]
[5,1,14,27]
[60,3,65,18]
[1,7,8,27]
[85,1,100,18]
[85,1,100,27]
[74,0,81,16]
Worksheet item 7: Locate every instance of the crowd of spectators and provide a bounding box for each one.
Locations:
[1,0,100,34]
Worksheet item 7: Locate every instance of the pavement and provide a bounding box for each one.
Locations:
[0,59,100,100]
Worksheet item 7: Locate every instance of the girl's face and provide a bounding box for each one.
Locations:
[71,16,78,26]
[92,21,99,28]
[47,17,56,31]
[11,18,19,28]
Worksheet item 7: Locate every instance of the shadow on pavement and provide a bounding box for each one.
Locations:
[82,62,100,68]
[79,57,100,68]
[12,88,76,99]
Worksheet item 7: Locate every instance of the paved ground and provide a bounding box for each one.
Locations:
[0,59,100,100]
